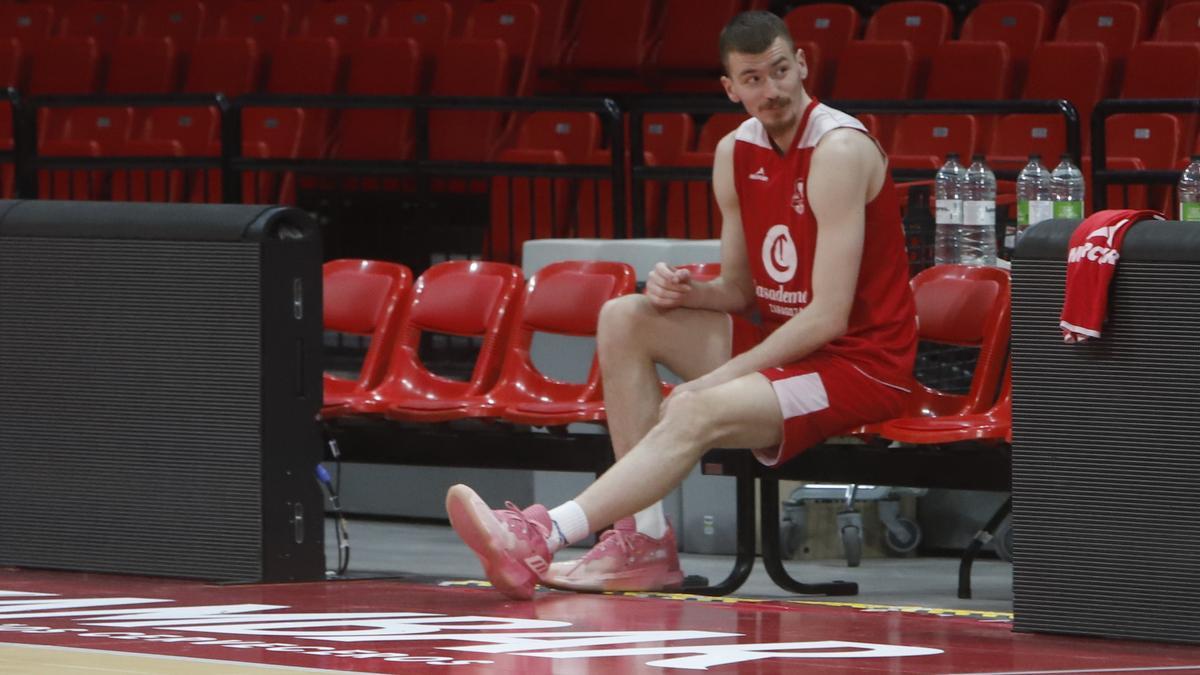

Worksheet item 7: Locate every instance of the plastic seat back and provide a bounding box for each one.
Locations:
[488,260,637,407]
[697,113,748,153]
[376,260,525,403]
[516,111,602,162]
[909,264,1011,415]
[925,41,1012,100]
[0,37,21,90]
[302,1,375,43]
[987,114,1068,171]
[107,37,177,94]
[264,36,340,157]
[220,0,292,57]
[863,0,952,93]
[829,40,916,100]
[960,0,1047,91]
[662,151,721,239]
[1155,1,1200,41]
[144,106,219,155]
[1022,41,1107,149]
[784,3,861,96]
[1101,113,1182,211]
[569,0,656,70]
[322,259,414,402]
[0,3,55,54]
[1120,42,1200,144]
[655,0,739,72]
[29,36,99,95]
[137,0,207,57]
[466,0,540,96]
[332,38,421,160]
[890,114,979,170]
[428,38,509,161]
[1054,0,1141,93]
[379,0,451,74]
[59,1,130,56]
[643,113,695,166]
[110,138,186,202]
[184,37,260,98]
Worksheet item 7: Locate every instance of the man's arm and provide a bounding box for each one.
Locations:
[699,128,879,384]
[676,131,756,314]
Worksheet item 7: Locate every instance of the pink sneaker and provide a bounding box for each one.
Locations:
[445,484,553,600]
[541,518,684,593]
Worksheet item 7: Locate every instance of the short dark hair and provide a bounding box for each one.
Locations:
[718,11,795,71]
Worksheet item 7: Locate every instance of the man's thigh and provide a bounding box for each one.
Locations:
[608,297,752,383]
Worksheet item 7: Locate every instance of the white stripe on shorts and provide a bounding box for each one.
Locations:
[771,372,830,419]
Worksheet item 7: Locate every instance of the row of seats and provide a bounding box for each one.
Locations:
[320,257,1011,445]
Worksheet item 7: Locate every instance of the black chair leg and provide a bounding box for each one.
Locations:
[958,496,1012,599]
[760,478,858,596]
[682,468,756,596]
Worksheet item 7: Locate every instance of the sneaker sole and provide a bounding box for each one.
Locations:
[541,567,685,593]
[445,484,537,600]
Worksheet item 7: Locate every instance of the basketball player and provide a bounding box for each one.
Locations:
[445,11,917,599]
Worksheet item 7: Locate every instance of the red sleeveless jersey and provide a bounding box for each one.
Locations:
[733,99,917,389]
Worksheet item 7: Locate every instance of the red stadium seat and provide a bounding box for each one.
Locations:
[1098,113,1182,210]
[959,0,1046,92]
[335,260,524,418]
[829,40,916,100]
[0,3,55,54]
[783,3,862,98]
[697,113,749,153]
[643,113,695,166]
[59,1,130,57]
[1154,1,1200,41]
[529,0,574,73]
[1120,42,1200,143]
[379,0,452,88]
[321,259,414,415]
[880,367,1012,444]
[488,148,570,264]
[890,115,979,170]
[220,0,292,57]
[191,108,305,204]
[925,41,1012,100]
[1054,0,1142,94]
[1021,41,1108,151]
[143,106,219,155]
[184,37,261,98]
[863,0,952,95]
[465,0,540,96]
[859,264,1011,437]
[564,0,658,92]
[428,38,510,161]
[40,106,134,200]
[1072,0,1159,37]
[136,0,207,59]
[987,114,1069,171]
[515,111,603,162]
[263,36,340,157]
[49,106,134,153]
[662,151,721,239]
[1082,155,1148,211]
[331,38,421,160]
[0,37,21,90]
[495,261,638,427]
[106,37,177,94]
[652,0,740,91]
[28,36,99,95]
[301,1,375,43]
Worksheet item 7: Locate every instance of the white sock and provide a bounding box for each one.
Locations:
[546,501,591,554]
[633,502,668,539]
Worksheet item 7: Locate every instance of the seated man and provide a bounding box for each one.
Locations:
[445,10,918,599]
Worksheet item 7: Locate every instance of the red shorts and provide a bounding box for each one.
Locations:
[730,315,909,467]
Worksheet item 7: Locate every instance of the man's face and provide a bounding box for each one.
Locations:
[721,37,808,133]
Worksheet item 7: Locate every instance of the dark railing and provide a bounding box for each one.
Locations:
[1090,98,1200,213]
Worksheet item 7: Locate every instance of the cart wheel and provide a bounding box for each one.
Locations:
[840,525,863,567]
[884,517,922,555]
[993,517,1014,563]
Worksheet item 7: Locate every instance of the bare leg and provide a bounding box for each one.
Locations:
[597,294,734,461]
[575,372,783,533]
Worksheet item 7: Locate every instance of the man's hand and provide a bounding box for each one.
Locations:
[645,262,693,309]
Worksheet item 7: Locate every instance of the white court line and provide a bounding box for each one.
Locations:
[949,666,1200,675]
[0,642,352,674]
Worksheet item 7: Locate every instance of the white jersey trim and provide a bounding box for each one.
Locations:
[797,104,867,150]
[734,117,772,149]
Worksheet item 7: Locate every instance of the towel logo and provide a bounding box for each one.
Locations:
[1068,218,1130,266]
[763,224,797,283]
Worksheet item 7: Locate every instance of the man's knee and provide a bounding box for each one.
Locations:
[597,294,653,350]
[659,389,722,449]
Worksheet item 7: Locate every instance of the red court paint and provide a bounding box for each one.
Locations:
[0,569,1198,673]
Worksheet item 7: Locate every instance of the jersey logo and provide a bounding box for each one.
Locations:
[791,179,806,215]
[749,167,769,182]
[762,224,797,283]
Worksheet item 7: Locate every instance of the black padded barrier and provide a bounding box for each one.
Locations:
[1011,217,1200,644]
[0,200,325,582]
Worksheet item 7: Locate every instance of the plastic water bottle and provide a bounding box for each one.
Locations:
[1051,154,1085,219]
[1015,154,1053,246]
[960,154,998,266]
[934,153,965,264]
[1178,155,1200,222]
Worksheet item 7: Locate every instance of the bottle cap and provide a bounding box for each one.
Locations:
[1029,153,1041,161]
[1192,154,1200,162]
[946,152,959,161]
[972,153,985,162]
[1061,152,1072,160]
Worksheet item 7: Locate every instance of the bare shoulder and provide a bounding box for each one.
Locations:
[715,129,738,159]
[812,127,877,166]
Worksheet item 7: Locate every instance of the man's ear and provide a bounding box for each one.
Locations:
[795,48,809,82]
[721,75,740,103]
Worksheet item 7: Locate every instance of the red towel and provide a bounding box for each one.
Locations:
[1060,208,1164,343]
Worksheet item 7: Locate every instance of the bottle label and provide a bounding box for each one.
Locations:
[935,199,961,225]
[1182,202,1200,222]
[1054,200,1083,219]
[1029,200,1054,227]
[1017,199,1029,226]
[963,200,995,226]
